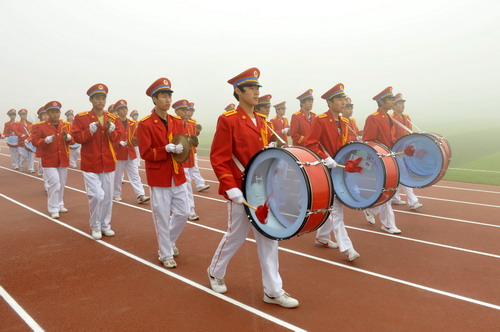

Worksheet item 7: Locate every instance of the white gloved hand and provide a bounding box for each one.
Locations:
[0,134,5,139]
[21,134,26,138]
[165,143,177,153]
[107,121,116,133]
[267,141,277,148]
[174,144,183,154]
[324,156,338,168]
[282,128,290,134]
[65,134,72,141]
[45,135,54,144]
[226,188,244,204]
[119,141,127,147]
[89,122,98,134]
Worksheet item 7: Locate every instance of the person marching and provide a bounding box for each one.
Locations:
[270,101,290,145]
[65,109,81,168]
[2,109,20,170]
[31,101,72,219]
[137,77,190,269]
[290,89,316,146]
[186,102,210,192]
[303,83,360,261]
[208,68,299,308]
[130,110,139,122]
[129,109,141,168]
[112,99,149,204]
[390,93,423,210]
[71,83,124,240]
[342,97,362,142]
[15,109,35,173]
[35,106,49,177]
[255,94,272,117]
[362,86,402,234]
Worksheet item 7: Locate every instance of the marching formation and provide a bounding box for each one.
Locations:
[1,67,451,309]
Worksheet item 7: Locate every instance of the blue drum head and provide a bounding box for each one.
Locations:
[243,148,309,240]
[392,134,443,188]
[332,143,386,209]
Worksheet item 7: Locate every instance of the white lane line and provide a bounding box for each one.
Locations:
[449,167,500,174]
[432,184,500,195]
[0,194,305,332]
[0,286,44,332]
[400,194,500,209]
[2,193,500,313]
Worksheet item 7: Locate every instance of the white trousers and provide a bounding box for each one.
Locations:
[150,184,190,261]
[184,167,196,215]
[191,153,206,188]
[316,198,354,252]
[134,146,140,168]
[209,202,284,298]
[83,171,114,232]
[393,185,419,206]
[44,167,67,213]
[114,159,145,197]
[18,148,34,172]
[9,147,19,168]
[36,158,43,176]
[367,201,396,229]
[69,147,80,167]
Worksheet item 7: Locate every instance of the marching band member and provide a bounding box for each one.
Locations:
[303,83,360,261]
[65,109,81,168]
[129,109,141,168]
[208,68,299,308]
[390,93,423,210]
[342,97,362,142]
[31,101,72,219]
[2,109,20,170]
[71,83,125,240]
[362,86,402,234]
[35,106,49,177]
[15,109,35,173]
[130,109,139,122]
[107,103,116,116]
[112,100,149,204]
[137,77,189,269]
[270,101,290,145]
[290,89,316,146]
[255,94,272,117]
[186,102,210,192]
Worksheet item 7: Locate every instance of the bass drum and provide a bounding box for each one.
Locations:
[242,147,333,240]
[332,142,400,209]
[392,133,451,188]
[6,136,18,148]
[24,141,36,153]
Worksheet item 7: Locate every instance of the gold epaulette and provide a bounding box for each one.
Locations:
[190,118,197,122]
[293,111,301,115]
[341,117,349,123]
[188,119,196,124]
[223,110,237,117]
[76,111,89,117]
[107,112,117,119]
[318,113,327,118]
[371,111,379,116]
[34,121,45,125]
[170,114,181,120]
[140,114,151,122]
[256,112,267,119]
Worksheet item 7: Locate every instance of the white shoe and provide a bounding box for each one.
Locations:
[391,199,406,205]
[137,195,150,204]
[59,207,68,213]
[196,185,210,192]
[102,229,115,237]
[113,196,122,202]
[161,258,177,269]
[381,225,402,234]
[173,246,179,257]
[92,230,102,240]
[346,248,360,261]
[207,268,227,293]
[263,292,299,308]
[51,212,60,219]
[364,209,376,224]
[188,213,200,221]
[315,239,339,249]
[409,202,423,210]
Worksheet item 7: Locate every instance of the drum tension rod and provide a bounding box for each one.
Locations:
[306,208,333,215]
[296,161,322,166]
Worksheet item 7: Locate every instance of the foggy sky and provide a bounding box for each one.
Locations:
[1,0,499,131]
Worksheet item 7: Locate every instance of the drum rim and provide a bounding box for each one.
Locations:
[242,147,316,241]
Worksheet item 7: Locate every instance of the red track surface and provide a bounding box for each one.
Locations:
[1,142,499,331]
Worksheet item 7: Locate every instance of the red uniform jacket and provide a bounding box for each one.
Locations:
[114,118,138,160]
[31,120,74,167]
[390,112,412,141]
[362,109,396,148]
[210,106,271,200]
[137,111,186,187]
[181,119,196,169]
[14,121,33,148]
[290,109,316,146]
[303,111,349,159]
[270,116,289,143]
[346,117,360,143]
[3,121,18,147]
[71,110,124,173]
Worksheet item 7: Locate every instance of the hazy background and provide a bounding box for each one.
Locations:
[1,0,499,161]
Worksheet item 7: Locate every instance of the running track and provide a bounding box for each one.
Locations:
[0,142,499,331]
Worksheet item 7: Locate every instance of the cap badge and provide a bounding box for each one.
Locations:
[53,102,57,106]
[163,79,168,84]
[98,85,103,89]
[253,71,258,77]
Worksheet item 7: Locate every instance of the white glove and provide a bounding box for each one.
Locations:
[107,122,116,133]
[324,156,338,168]
[174,144,183,154]
[282,128,290,134]
[119,141,127,147]
[1,134,5,139]
[65,134,72,141]
[89,122,98,134]
[267,142,277,148]
[45,135,54,144]
[226,188,244,204]
[21,134,26,138]
[165,143,184,154]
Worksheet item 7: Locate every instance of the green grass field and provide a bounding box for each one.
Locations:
[195,123,500,187]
